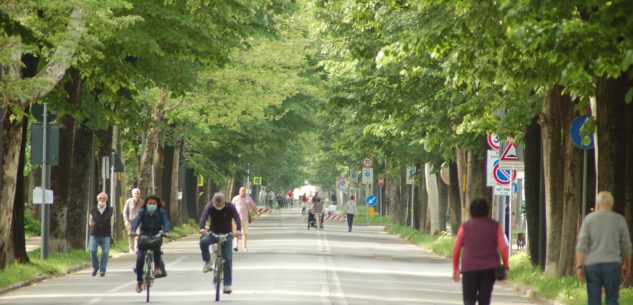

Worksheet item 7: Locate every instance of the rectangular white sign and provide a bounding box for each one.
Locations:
[499,160,525,171]
[494,185,512,196]
[486,150,499,187]
[32,187,54,204]
[362,168,373,184]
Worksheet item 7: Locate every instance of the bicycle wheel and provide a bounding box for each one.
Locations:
[214,258,224,301]
[145,252,154,303]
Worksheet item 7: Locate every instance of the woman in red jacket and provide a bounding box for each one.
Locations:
[452,198,509,305]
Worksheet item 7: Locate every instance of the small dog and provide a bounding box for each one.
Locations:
[517,233,526,250]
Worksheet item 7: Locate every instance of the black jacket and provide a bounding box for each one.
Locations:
[90,206,113,237]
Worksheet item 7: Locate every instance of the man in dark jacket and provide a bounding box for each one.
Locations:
[89,192,113,277]
[199,193,242,294]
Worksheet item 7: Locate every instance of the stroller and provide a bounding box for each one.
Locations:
[307,209,324,230]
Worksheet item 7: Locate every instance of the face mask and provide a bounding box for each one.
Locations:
[98,201,106,208]
[213,203,225,210]
[147,204,157,213]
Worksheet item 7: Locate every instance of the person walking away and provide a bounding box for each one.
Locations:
[231,187,258,252]
[267,190,275,208]
[452,198,509,305]
[287,190,294,208]
[575,191,632,305]
[199,193,243,294]
[313,197,324,229]
[123,188,143,254]
[331,192,337,205]
[344,196,358,232]
[131,195,171,293]
[301,193,307,215]
[89,192,113,277]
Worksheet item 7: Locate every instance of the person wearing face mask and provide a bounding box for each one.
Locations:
[199,193,242,295]
[88,192,113,277]
[130,195,171,293]
[123,188,143,254]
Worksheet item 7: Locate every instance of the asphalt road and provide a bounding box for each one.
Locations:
[1,207,538,305]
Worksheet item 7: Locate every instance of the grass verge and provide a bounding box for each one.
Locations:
[385,223,633,305]
[354,206,391,225]
[0,220,199,291]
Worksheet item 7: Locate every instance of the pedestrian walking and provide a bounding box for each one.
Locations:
[267,190,276,208]
[313,197,324,229]
[575,191,632,305]
[123,188,143,254]
[344,195,358,232]
[88,192,113,277]
[231,187,258,252]
[452,198,509,305]
[301,193,307,215]
[287,190,294,207]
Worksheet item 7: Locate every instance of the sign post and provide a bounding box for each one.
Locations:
[378,176,384,216]
[406,166,416,228]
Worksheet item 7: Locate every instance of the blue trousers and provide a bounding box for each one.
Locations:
[585,262,621,305]
[347,214,355,231]
[88,236,110,273]
[200,234,233,286]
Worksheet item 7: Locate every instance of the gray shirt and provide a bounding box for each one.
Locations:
[313,200,323,213]
[576,210,632,266]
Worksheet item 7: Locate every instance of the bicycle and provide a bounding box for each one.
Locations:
[136,232,164,303]
[207,232,231,302]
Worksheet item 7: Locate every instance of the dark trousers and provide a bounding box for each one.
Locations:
[346,214,354,231]
[136,247,163,283]
[461,269,496,305]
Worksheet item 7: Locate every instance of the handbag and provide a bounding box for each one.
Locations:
[494,266,506,280]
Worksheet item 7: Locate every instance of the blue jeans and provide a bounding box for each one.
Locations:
[88,236,110,273]
[347,214,355,231]
[585,262,621,305]
[136,247,163,283]
[200,234,233,286]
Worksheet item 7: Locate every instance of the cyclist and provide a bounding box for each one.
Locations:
[131,195,171,293]
[199,193,242,294]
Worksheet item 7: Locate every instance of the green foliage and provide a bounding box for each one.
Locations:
[385,225,455,258]
[0,249,89,289]
[24,207,40,237]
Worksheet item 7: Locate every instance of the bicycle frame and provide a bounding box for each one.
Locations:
[137,233,163,303]
[208,232,231,302]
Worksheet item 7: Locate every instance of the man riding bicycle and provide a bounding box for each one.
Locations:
[130,195,171,293]
[199,193,242,294]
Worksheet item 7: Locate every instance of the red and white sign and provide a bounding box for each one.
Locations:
[378,176,384,188]
[323,214,347,220]
[493,162,516,185]
[362,158,374,168]
[487,134,501,150]
[499,138,524,171]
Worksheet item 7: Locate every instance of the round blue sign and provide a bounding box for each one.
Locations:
[570,115,594,149]
[366,194,377,207]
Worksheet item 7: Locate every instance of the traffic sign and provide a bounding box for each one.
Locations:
[378,175,384,188]
[494,185,512,196]
[486,150,499,186]
[362,158,374,168]
[570,115,594,149]
[499,139,524,171]
[406,166,416,185]
[362,168,373,184]
[493,161,516,185]
[350,171,358,184]
[366,194,377,207]
[253,176,262,186]
[487,134,500,150]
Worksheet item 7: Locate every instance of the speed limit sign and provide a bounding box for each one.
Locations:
[362,158,374,168]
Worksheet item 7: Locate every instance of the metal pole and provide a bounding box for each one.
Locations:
[410,182,415,228]
[40,103,49,260]
[379,186,383,216]
[508,184,513,257]
[582,149,588,218]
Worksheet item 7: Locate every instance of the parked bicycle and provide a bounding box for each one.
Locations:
[135,232,164,303]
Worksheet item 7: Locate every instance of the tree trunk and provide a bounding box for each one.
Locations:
[525,116,542,266]
[455,147,468,221]
[418,167,429,234]
[161,145,174,218]
[539,85,567,274]
[596,74,629,214]
[448,161,462,234]
[49,112,75,252]
[169,141,181,226]
[425,163,441,234]
[67,126,93,248]
[386,160,400,225]
[411,164,422,229]
[0,106,24,269]
[557,99,582,277]
[138,89,169,197]
[465,138,492,211]
[399,166,408,226]
[12,115,29,263]
[437,170,448,232]
[184,168,198,220]
[625,84,633,284]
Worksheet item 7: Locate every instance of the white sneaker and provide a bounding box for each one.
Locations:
[223,285,232,294]
[202,260,213,273]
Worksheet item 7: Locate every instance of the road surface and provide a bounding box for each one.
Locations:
[1,207,538,305]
